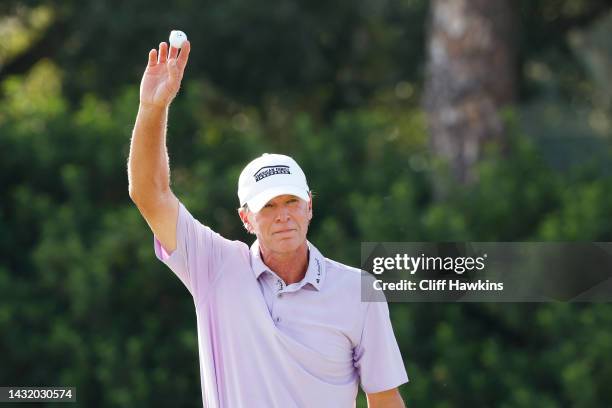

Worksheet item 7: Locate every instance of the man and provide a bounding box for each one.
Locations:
[128,39,408,408]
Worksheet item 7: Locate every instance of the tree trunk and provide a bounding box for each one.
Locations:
[423,0,516,185]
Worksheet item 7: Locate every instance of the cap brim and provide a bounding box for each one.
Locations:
[246,185,310,213]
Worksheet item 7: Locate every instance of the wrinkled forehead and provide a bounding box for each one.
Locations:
[264,194,306,205]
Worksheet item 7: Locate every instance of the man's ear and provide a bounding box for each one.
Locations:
[308,192,313,220]
[238,207,254,233]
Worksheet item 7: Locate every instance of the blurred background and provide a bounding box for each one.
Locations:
[2,0,612,406]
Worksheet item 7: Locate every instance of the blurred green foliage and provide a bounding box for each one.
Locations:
[2,1,612,407]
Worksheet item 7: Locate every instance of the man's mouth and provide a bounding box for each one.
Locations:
[273,228,296,235]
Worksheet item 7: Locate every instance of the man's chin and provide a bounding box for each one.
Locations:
[271,236,305,253]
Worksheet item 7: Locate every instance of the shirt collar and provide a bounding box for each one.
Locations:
[250,239,327,291]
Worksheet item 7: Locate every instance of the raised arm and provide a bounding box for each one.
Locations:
[367,388,406,408]
[128,39,190,254]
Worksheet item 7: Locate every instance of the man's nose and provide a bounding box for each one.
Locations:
[275,206,290,222]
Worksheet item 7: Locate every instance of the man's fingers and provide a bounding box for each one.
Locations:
[177,40,191,72]
[147,49,157,67]
[158,42,168,63]
[168,45,179,60]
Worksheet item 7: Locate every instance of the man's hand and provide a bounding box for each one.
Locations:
[366,387,406,408]
[139,40,191,109]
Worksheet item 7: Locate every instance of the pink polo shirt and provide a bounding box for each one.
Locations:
[153,201,408,407]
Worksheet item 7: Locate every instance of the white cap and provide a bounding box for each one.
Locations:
[238,153,310,213]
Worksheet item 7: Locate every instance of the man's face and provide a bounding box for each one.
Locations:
[240,194,312,254]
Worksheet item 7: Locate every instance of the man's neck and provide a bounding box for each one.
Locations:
[260,242,309,285]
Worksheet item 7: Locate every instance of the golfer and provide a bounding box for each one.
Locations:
[128,40,408,407]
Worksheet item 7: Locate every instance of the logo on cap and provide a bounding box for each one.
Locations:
[254,165,291,182]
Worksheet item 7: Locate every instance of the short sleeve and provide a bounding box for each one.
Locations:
[153,201,236,303]
[353,301,409,394]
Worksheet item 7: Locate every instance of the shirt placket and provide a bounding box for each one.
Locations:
[267,274,307,325]
[264,274,286,324]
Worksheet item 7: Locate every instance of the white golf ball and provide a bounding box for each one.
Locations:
[169,30,187,49]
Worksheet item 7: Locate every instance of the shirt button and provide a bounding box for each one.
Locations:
[277,293,283,298]
[275,317,281,323]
